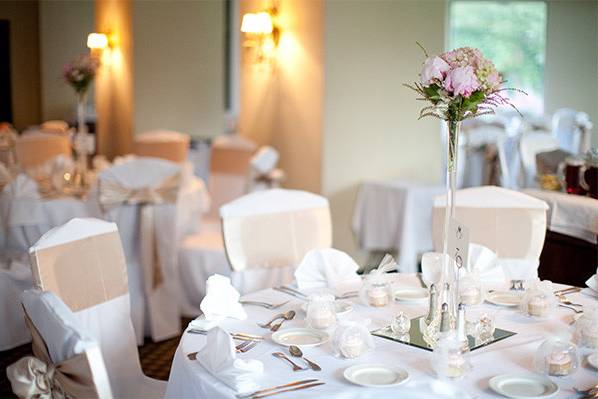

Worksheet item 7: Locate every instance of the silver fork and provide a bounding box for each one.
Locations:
[559,304,583,313]
[187,341,256,360]
[557,294,583,307]
[240,300,290,309]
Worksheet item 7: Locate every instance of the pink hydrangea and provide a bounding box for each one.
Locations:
[443,65,479,98]
[420,56,450,86]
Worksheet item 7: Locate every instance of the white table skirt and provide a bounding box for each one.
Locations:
[523,189,598,243]
[166,274,597,399]
[352,180,445,272]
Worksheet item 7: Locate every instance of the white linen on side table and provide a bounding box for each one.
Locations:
[523,188,598,244]
[352,180,445,272]
[166,274,598,399]
[295,248,362,292]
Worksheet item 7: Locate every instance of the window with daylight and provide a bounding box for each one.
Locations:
[449,1,547,115]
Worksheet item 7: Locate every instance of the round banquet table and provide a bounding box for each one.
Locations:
[166,274,598,399]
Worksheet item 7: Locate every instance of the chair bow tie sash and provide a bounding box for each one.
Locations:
[98,173,181,291]
[7,311,99,399]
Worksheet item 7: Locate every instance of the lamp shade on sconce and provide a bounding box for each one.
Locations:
[241,12,273,34]
[87,33,109,49]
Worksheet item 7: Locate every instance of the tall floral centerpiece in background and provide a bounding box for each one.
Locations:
[63,54,100,186]
[406,45,521,324]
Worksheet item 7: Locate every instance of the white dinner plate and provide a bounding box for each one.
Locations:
[271,328,329,347]
[394,287,429,303]
[343,364,409,388]
[587,352,598,369]
[300,301,353,315]
[486,291,524,307]
[489,374,559,399]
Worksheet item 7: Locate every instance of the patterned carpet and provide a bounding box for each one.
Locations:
[0,318,192,398]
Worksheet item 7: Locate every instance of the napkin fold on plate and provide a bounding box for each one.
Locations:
[294,248,362,292]
[192,274,247,329]
[196,327,263,393]
[467,243,506,283]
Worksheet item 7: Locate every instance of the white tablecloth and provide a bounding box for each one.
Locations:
[167,274,598,399]
[524,189,598,244]
[352,180,445,272]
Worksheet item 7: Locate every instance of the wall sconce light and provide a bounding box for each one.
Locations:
[87,32,117,65]
[87,33,109,50]
[241,7,280,63]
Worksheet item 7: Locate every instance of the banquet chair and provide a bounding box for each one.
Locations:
[96,157,187,343]
[432,186,549,279]
[8,289,113,399]
[247,146,285,192]
[28,218,166,398]
[519,131,560,188]
[552,108,592,155]
[133,129,190,163]
[0,260,33,350]
[15,132,71,168]
[207,134,256,221]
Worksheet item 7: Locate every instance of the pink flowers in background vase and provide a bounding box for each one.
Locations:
[63,54,100,95]
[406,45,522,122]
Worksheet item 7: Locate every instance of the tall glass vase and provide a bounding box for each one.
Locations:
[74,91,89,187]
[439,119,461,326]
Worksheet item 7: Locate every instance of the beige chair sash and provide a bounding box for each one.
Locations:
[222,206,332,272]
[7,311,99,399]
[210,146,254,176]
[98,173,181,290]
[16,134,71,169]
[133,140,189,163]
[30,231,129,312]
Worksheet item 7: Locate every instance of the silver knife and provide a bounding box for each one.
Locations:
[274,286,307,299]
[252,382,325,399]
[237,379,319,399]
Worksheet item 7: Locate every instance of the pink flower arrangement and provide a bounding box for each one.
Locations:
[406,45,522,121]
[63,54,100,95]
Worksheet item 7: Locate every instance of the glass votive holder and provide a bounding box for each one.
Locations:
[534,338,578,377]
[340,331,365,359]
[520,280,556,318]
[574,306,598,349]
[367,281,391,307]
[432,335,471,379]
[391,312,411,335]
[459,274,483,306]
[306,293,336,330]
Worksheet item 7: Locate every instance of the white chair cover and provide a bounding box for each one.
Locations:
[432,186,548,279]
[134,130,190,163]
[96,158,185,343]
[552,108,592,155]
[28,218,166,398]
[222,189,332,292]
[519,131,559,188]
[0,260,33,350]
[12,289,113,399]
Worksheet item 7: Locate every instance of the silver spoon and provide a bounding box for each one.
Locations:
[289,345,321,371]
[270,311,296,331]
[258,310,296,329]
[272,352,307,371]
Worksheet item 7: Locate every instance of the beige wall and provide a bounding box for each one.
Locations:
[0,0,40,129]
[133,0,225,138]
[322,0,446,263]
[239,0,323,192]
[39,0,94,122]
[95,0,134,158]
[545,0,598,146]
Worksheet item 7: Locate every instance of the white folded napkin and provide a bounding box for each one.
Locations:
[196,327,263,393]
[193,274,246,329]
[585,273,598,298]
[467,244,506,283]
[294,248,362,291]
[250,146,279,174]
